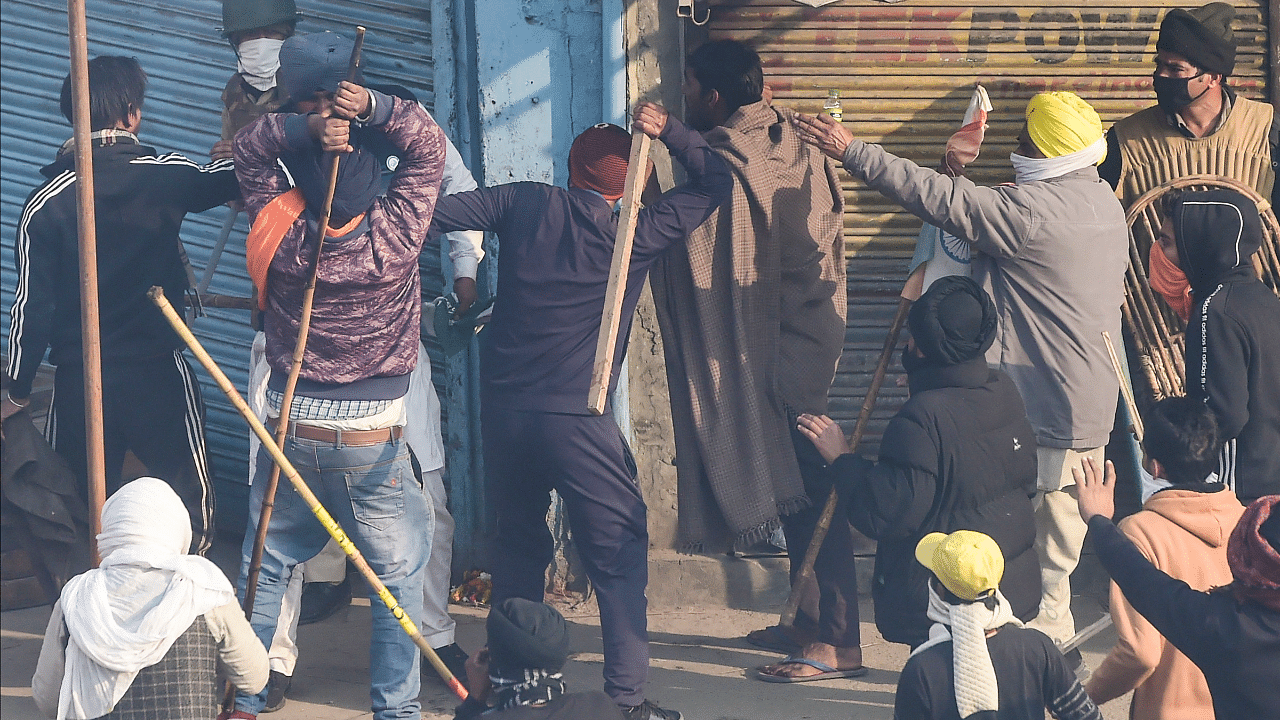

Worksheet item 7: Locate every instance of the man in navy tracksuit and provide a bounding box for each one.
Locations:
[3,56,238,554]
[1156,188,1280,501]
[428,103,731,720]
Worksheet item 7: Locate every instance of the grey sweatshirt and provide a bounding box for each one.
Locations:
[842,141,1128,450]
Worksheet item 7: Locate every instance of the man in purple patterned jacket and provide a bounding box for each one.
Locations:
[225,32,445,720]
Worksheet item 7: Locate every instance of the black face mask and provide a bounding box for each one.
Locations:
[1153,73,1211,113]
[901,344,930,375]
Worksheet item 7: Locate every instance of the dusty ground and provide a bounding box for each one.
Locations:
[2,585,1129,720]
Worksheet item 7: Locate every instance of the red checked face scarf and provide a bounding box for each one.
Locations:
[1227,495,1280,612]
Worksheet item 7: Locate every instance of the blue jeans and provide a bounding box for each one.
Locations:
[234,435,431,720]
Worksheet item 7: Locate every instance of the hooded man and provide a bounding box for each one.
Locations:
[453,599,624,720]
[1099,3,1279,218]
[1086,397,1245,719]
[796,276,1041,651]
[227,32,446,720]
[426,103,731,720]
[1076,460,1280,719]
[32,478,267,720]
[1155,189,1280,501]
[795,90,1129,650]
[651,39,855,682]
[893,530,1102,720]
[218,29,484,710]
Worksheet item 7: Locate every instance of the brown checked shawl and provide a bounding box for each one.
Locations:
[652,100,847,552]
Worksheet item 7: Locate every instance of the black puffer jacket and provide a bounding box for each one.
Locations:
[833,358,1041,646]
[1172,189,1280,502]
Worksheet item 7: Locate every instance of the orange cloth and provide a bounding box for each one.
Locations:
[246,189,306,310]
[1148,241,1193,322]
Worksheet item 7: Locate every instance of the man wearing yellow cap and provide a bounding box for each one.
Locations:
[794,91,1129,653]
[895,530,1103,720]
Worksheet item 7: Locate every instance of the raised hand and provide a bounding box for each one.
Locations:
[632,102,669,139]
[791,112,855,162]
[1073,456,1117,523]
[332,80,371,121]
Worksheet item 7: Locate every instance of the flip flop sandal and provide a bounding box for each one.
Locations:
[754,656,869,683]
[744,625,806,653]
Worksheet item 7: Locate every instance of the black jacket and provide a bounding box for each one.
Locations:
[5,136,239,398]
[1175,190,1280,502]
[1089,515,1280,719]
[834,358,1041,646]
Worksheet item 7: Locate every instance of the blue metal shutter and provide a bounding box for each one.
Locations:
[0,0,436,534]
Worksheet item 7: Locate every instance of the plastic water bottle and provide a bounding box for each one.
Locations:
[822,89,842,122]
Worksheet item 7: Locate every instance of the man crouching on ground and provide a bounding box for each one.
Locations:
[225,37,445,720]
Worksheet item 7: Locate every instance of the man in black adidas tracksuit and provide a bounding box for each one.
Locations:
[1157,188,1280,503]
[2,56,239,554]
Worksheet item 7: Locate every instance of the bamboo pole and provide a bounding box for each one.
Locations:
[779,265,923,629]
[588,131,652,415]
[66,0,106,567]
[149,288,467,700]
[240,26,366,635]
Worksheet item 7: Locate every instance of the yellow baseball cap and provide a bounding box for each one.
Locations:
[915,530,1005,602]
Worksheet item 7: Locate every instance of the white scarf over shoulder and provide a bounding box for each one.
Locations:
[51,478,234,719]
[910,584,1021,720]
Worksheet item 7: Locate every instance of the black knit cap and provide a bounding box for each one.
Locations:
[907,275,997,367]
[486,598,571,674]
[1157,3,1236,76]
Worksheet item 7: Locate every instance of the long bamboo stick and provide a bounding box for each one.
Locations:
[66,0,106,567]
[149,288,467,700]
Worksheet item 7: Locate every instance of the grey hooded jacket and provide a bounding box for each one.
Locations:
[841,140,1128,452]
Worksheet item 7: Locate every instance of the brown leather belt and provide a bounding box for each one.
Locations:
[267,417,403,446]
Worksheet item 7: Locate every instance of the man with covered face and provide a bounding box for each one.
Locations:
[1153,189,1280,501]
[226,31,446,720]
[795,90,1129,652]
[1099,3,1279,215]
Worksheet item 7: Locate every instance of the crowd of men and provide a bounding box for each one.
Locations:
[2,1,1278,719]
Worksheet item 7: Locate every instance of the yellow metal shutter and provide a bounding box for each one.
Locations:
[705,0,1271,454]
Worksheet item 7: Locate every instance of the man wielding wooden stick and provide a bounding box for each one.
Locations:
[426,102,730,720]
[226,31,447,720]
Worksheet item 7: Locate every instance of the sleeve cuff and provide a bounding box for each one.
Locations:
[365,89,394,126]
[450,254,479,281]
[283,114,315,151]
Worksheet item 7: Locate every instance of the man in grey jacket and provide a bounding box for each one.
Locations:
[794,91,1128,649]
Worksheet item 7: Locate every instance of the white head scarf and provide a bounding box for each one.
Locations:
[1009,136,1106,184]
[910,582,1022,719]
[51,478,234,719]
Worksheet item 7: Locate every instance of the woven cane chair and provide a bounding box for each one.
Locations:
[1123,174,1280,404]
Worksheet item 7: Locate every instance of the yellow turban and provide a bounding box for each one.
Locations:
[1024,91,1105,163]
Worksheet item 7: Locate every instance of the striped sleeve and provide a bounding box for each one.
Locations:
[6,172,75,398]
[1048,679,1103,720]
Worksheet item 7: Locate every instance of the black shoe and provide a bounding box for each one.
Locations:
[424,642,469,684]
[622,700,683,720]
[298,578,351,626]
[262,670,291,713]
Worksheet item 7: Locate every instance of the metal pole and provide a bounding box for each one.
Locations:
[66,0,107,567]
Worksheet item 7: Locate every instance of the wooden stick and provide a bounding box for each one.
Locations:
[196,206,239,294]
[66,0,106,567]
[780,265,923,628]
[149,288,468,700]
[1060,614,1112,653]
[588,131,652,415]
[1103,331,1143,442]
